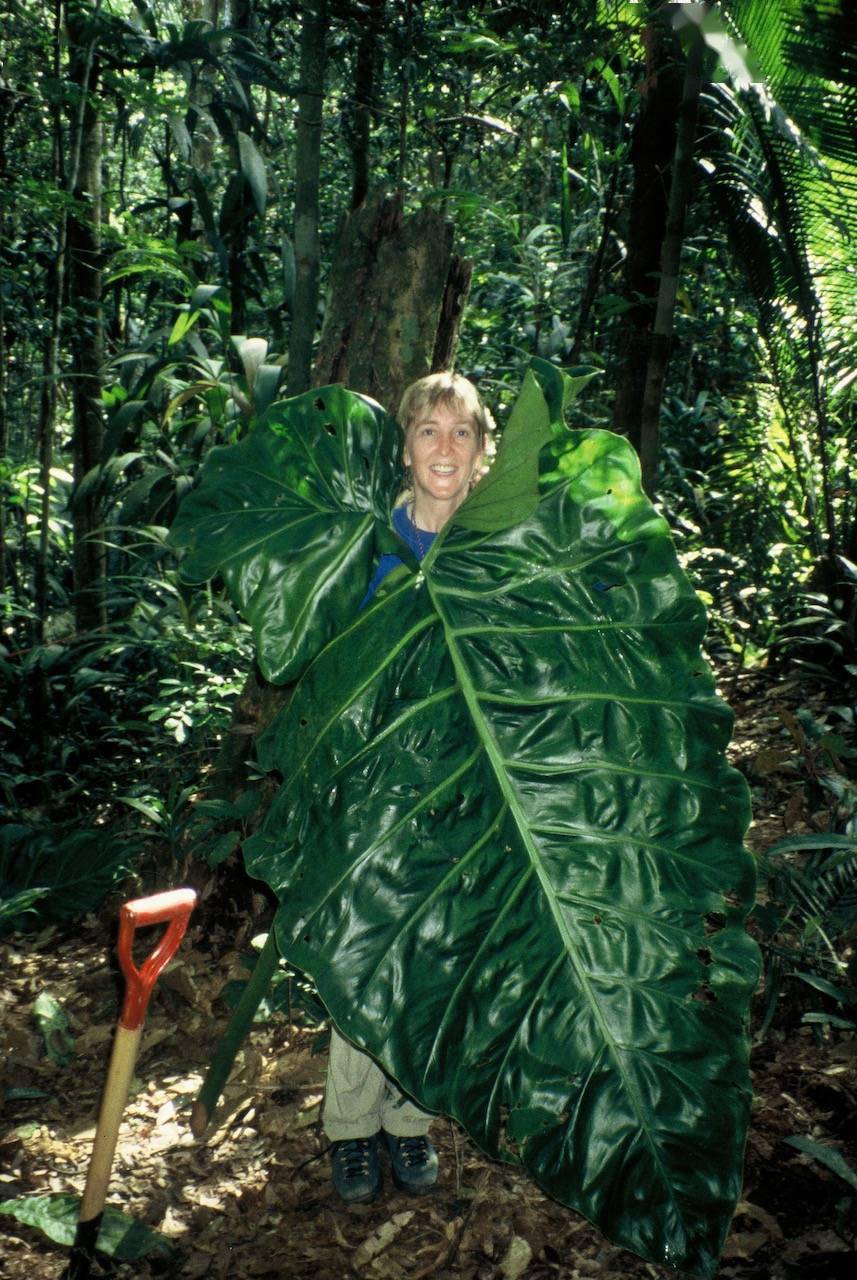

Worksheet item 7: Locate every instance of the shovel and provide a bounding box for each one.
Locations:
[63,887,197,1280]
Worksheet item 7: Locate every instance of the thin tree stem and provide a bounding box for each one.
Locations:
[287,0,328,396]
[638,18,711,497]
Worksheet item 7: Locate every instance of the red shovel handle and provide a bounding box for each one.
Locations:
[116,888,197,1030]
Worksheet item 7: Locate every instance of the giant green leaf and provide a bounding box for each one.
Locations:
[173,367,759,1275]
[168,386,401,683]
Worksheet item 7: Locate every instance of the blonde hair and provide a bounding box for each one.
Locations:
[397,372,491,445]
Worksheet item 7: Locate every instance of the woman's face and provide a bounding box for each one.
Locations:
[404,400,483,521]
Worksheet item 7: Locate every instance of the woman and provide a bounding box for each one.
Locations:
[323,371,492,1204]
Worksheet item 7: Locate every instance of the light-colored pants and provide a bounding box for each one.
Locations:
[322,1027,434,1141]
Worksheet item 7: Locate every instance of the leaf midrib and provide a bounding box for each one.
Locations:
[428,576,684,1228]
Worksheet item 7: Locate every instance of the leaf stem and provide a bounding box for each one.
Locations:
[190,926,280,1137]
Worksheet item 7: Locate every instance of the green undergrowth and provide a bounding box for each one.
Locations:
[0,565,256,934]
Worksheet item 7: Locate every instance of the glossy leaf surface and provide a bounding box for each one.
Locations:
[456,360,599,532]
[168,385,401,682]
[0,1193,173,1259]
[240,373,759,1276]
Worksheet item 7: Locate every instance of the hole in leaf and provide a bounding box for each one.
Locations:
[592,914,602,925]
[299,718,308,727]
[724,890,742,909]
[303,934,311,943]
[314,397,325,411]
[696,947,713,966]
[704,912,725,936]
[606,487,612,494]
[323,423,336,437]
[691,984,716,1004]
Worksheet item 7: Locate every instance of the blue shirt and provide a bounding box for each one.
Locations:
[362,506,437,606]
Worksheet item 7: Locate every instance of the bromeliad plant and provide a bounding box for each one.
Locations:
[170,362,760,1277]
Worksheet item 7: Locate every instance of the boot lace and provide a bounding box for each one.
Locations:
[336,1138,374,1178]
[394,1135,431,1167]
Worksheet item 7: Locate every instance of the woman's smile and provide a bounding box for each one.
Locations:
[404,402,484,530]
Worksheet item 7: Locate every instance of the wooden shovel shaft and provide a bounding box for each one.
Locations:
[65,1024,143,1278]
[79,1024,142,1222]
[63,887,196,1279]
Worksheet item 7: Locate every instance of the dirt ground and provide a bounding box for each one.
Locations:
[2,673,855,1280]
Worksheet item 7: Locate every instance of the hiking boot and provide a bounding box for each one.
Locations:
[330,1135,382,1204]
[383,1131,439,1194]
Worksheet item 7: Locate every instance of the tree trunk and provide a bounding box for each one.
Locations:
[225,0,256,336]
[638,25,710,496]
[610,16,682,451]
[314,188,470,411]
[343,0,384,210]
[396,0,414,192]
[35,311,61,640]
[0,88,14,597]
[431,254,473,374]
[287,0,328,395]
[190,0,220,174]
[67,0,106,634]
[31,0,66,636]
[570,142,621,364]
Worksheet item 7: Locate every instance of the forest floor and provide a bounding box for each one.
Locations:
[1,671,855,1280]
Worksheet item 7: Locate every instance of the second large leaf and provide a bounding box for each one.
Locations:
[169,386,400,683]
[245,406,760,1276]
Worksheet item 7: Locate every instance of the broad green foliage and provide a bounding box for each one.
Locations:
[697,0,856,588]
[169,386,402,683]
[0,1193,172,1260]
[4,0,852,701]
[456,363,600,531]
[0,824,130,935]
[174,366,759,1275]
[753,818,857,1037]
[0,548,256,930]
